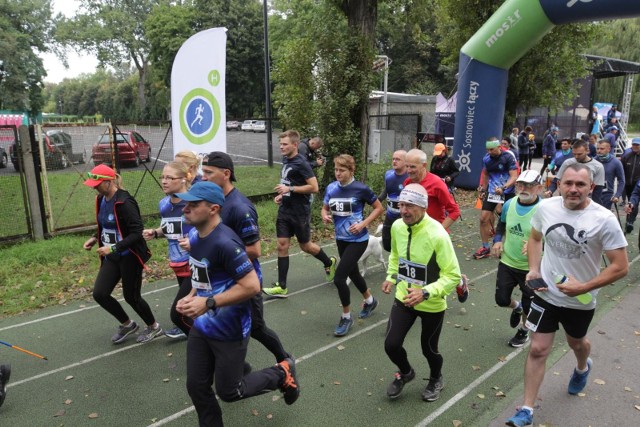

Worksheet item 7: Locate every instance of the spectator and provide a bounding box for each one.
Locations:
[430,143,460,189]
[518,126,533,171]
[298,136,325,171]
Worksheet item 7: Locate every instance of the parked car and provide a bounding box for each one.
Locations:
[226,120,241,131]
[252,120,266,133]
[10,130,82,171]
[92,131,151,167]
[241,120,256,131]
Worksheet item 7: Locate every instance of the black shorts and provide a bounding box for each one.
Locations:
[276,210,311,243]
[482,192,515,212]
[526,295,595,339]
[495,262,534,310]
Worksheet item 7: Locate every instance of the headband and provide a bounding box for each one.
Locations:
[398,188,428,208]
[485,140,500,149]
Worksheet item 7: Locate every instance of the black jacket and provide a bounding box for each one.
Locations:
[94,189,151,266]
[430,155,459,185]
[622,150,640,188]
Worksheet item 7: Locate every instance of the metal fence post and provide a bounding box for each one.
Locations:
[18,125,45,240]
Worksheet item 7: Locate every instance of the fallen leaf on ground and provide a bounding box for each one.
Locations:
[624,387,632,391]
[593,379,605,385]
[496,391,506,397]
[88,413,99,418]
[272,395,280,401]
[596,330,605,335]
[477,394,485,399]
[472,365,480,371]
[498,356,507,362]
[452,420,462,427]
[167,352,173,357]
[578,393,586,397]
[634,405,640,411]
[65,375,74,381]
[266,413,273,419]
[64,399,72,405]
[337,345,345,351]
[333,381,341,385]
[300,310,308,315]
[53,410,66,417]
[251,409,259,416]
[163,378,170,382]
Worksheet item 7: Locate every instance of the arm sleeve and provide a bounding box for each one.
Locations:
[377,187,387,203]
[385,223,400,283]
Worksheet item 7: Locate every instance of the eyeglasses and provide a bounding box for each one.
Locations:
[87,172,114,180]
[160,175,182,181]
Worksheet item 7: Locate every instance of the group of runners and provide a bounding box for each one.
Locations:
[1,130,630,427]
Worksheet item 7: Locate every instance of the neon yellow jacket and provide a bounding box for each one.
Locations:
[386,215,461,313]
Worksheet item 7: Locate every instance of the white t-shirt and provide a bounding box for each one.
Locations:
[530,196,627,309]
[555,157,605,186]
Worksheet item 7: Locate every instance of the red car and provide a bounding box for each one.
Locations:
[92,131,152,167]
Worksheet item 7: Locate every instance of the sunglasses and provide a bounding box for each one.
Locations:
[87,172,114,180]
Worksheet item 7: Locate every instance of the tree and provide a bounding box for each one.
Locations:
[434,0,600,128]
[56,0,159,119]
[0,0,53,114]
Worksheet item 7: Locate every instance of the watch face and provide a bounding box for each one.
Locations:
[206,297,215,309]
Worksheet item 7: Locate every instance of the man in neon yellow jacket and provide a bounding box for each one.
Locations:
[382,183,462,402]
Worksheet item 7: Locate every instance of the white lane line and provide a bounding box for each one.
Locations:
[7,336,165,388]
[414,346,526,427]
[147,319,390,426]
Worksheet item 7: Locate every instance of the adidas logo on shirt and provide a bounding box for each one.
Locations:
[509,223,525,237]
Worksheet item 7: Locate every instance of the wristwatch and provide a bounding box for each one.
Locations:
[289,185,294,193]
[422,289,430,301]
[206,296,217,310]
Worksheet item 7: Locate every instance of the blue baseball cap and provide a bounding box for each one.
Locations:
[174,181,225,206]
[632,138,640,145]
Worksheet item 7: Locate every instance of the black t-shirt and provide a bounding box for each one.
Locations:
[279,154,315,214]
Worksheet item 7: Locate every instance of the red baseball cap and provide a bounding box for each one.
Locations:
[84,164,116,187]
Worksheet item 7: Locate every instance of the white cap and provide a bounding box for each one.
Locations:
[516,170,542,185]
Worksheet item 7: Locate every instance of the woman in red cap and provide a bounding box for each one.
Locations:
[83,164,163,344]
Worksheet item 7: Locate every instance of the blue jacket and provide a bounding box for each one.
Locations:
[542,133,557,157]
[596,155,625,199]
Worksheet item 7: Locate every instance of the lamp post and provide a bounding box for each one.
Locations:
[263,0,273,167]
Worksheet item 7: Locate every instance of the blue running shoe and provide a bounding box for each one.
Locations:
[334,316,353,337]
[358,297,378,319]
[568,358,592,395]
[505,407,533,426]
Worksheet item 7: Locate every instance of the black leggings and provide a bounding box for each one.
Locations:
[250,293,289,362]
[92,254,156,326]
[520,152,530,170]
[384,299,445,378]
[170,275,194,335]
[335,240,369,307]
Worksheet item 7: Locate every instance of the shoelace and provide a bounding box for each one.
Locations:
[280,363,297,389]
[393,372,403,381]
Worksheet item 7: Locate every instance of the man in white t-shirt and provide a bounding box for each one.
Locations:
[506,163,628,427]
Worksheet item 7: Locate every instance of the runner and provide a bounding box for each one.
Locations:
[175,181,299,426]
[82,165,162,344]
[506,163,628,427]
[201,151,292,363]
[473,138,518,260]
[321,154,384,336]
[143,161,194,339]
[262,130,336,297]
[382,184,461,402]
[0,364,9,409]
[491,170,543,348]
[377,150,407,252]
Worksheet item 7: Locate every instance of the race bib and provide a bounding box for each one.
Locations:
[161,217,184,240]
[397,258,427,286]
[487,192,505,204]
[101,228,117,246]
[524,301,545,332]
[329,198,353,217]
[190,257,212,291]
[387,199,400,213]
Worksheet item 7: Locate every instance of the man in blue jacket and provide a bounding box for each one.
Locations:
[595,139,625,210]
[540,127,558,175]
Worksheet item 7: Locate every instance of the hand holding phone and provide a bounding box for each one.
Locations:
[526,278,548,290]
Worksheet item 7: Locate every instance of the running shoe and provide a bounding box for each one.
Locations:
[262,282,288,298]
[136,323,163,344]
[568,358,592,395]
[334,316,353,337]
[358,297,378,319]
[473,246,491,259]
[165,327,187,339]
[111,321,139,344]
[506,407,533,426]
[456,274,469,303]
[325,256,337,281]
[510,307,523,328]
[508,329,529,348]
[386,369,415,399]
[0,364,11,409]
[278,358,300,405]
[421,375,444,402]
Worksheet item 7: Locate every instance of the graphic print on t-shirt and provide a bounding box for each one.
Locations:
[545,223,589,259]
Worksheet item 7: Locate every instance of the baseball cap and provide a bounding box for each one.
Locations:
[174,181,225,207]
[516,170,542,185]
[203,151,236,182]
[84,164,116,187]
[433,143,446,156]
[631,138,640,145]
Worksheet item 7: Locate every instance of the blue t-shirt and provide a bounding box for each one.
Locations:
[158,196,193,264]
[323,180,377,243]
[483,151,518,195]
[188,223,254,341]
[384,169,408,221]
[279,154,315,214]
[98,197,129,255]
[220,188,262,284]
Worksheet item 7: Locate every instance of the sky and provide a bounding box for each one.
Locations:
[41,0,100,84]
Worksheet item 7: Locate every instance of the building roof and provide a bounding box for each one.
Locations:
[583,54,640,79]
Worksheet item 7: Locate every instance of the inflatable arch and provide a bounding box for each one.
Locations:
[452,0,640,188]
